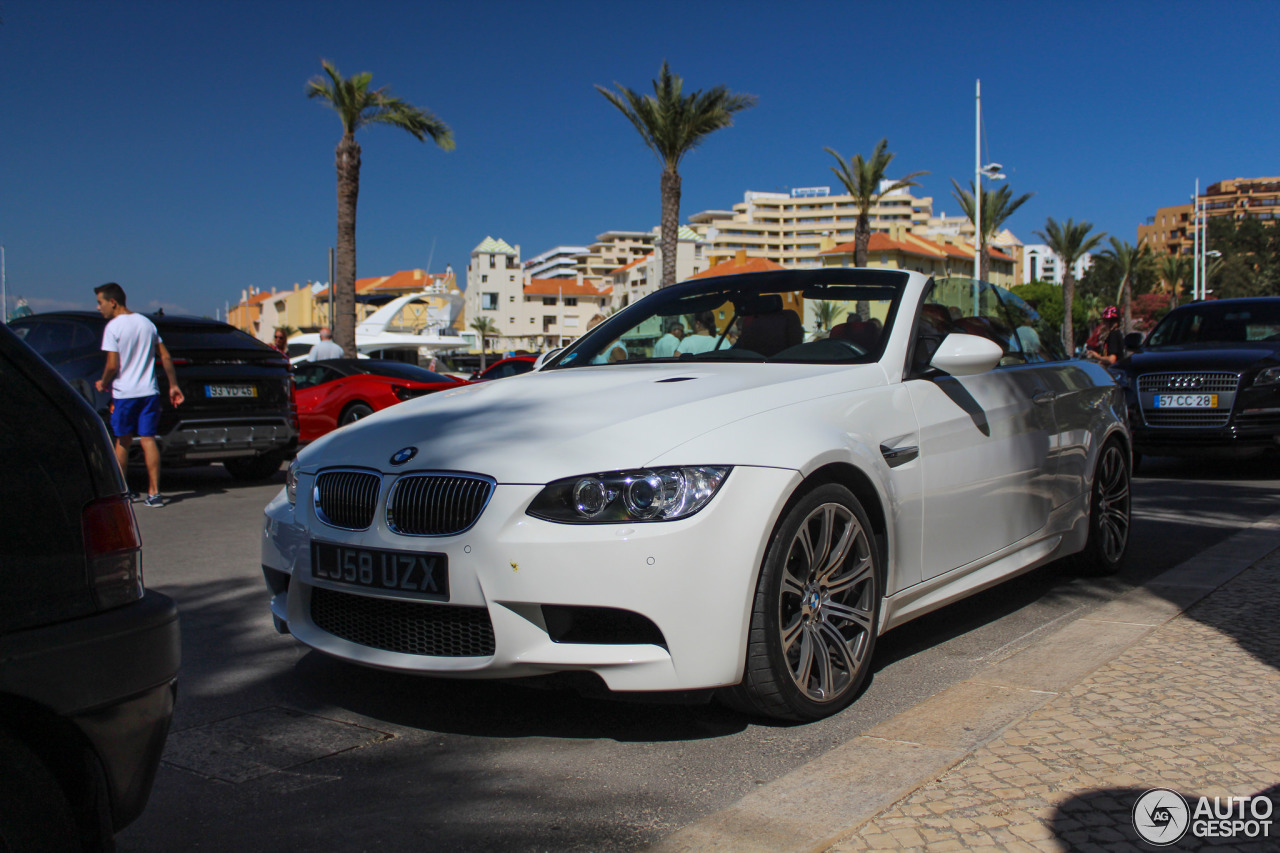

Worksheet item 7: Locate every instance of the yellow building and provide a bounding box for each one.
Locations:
[1138,176,1280,257]
[818,227,1016,289]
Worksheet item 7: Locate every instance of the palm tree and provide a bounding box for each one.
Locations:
[1100,238,1152,334]
[1158,254,1191,308]
[308,61,454,356]
[826,140,928,267]
[470,317,500,372]
[813,300,844,333]
[598,63,756,289]
[1034,218,1106,355]
[950,180,1034,281]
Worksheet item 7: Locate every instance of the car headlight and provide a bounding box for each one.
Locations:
[527,466,731,523]
[286,458,299,505]
[1252,366,1280,387]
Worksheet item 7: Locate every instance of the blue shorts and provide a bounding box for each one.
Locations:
[111,395,162,438]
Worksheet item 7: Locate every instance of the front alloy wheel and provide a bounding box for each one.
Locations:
[1071,439,1130,575]
[728,483,881,720]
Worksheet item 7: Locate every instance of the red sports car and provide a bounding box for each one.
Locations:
[472,355,537,381]
[293,359,467,442]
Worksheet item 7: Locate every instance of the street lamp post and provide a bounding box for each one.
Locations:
[973,80,1006,312]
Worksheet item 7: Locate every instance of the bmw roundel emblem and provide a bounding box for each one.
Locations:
[390,446,418,466]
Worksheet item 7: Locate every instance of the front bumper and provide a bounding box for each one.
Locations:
[1129,401,1280,457]
[262,466,800,692]
[160,417,297,462]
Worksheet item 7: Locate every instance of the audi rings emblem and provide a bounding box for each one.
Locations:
[1169,375,1203,390]
[390,446,418,466]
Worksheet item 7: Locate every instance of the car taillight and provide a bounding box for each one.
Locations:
[170,357,193,366]
[392,385,438,401]
[82,495,144,610]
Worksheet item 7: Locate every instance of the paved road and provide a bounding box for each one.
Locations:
[117,456,1280,852]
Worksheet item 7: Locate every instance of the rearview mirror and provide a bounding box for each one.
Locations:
[930,333,1004,376]
[1124,332,1144,351]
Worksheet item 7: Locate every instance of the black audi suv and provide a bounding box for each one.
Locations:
[1114,297,1280,465]
[10,312,298,480]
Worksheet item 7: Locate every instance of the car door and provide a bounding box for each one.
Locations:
[904,279,1059,579]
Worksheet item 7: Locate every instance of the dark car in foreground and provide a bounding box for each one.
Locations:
[0,323,180,850]
[1116,297,1280,464]
[10,312,298,480]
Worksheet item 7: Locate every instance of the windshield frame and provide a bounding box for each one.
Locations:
[544,268,911,370]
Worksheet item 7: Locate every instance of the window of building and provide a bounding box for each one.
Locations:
[543,297,556,305]
[509,295,515,302]
[565,297,577,306]
[481,292,498,310]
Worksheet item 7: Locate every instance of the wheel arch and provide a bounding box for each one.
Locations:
[774,461,891,588]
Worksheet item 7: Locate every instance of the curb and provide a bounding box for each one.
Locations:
[649,510,1280,853]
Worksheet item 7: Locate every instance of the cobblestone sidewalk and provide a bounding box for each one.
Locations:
[825,553,1280,852]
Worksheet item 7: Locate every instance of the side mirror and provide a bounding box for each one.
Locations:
[533,347,564,371]
[1124,332,1144,351]
[930,333,1004,376]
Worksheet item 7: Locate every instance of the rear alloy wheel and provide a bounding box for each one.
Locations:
[728,483,881,721]
[223,451,285,481]
[1071,439,1131,575]
[339,402,374,427]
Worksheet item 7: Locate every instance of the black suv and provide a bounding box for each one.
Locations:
[0,322,180,849]
[10,312,298,480]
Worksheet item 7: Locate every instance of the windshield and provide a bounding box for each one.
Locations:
[548,268,909,369]
[1146,301,1280,347]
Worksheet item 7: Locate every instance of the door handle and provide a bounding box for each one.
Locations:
[1032,390,1056,405]
[880,444,919,467]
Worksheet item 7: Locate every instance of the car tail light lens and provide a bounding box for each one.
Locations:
[170,357,193,366]
[82,495,144,610]
[392,385,437,402]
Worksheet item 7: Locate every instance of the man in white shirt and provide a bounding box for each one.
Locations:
[94,282,184,507]
[652,321,684,359]
[675,312,720,356]
[307,327,344,361]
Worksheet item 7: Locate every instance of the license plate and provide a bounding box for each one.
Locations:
[311,542,448,599]
[206,384,258,398]
[1154,393,1218,409]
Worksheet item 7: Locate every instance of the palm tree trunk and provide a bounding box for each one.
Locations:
[1061,272,1075,356]
[854,211,870,267]
[979,239,989,282]
[1122,275,1133,335]
[334,133,361,357]
[660,168,681,288]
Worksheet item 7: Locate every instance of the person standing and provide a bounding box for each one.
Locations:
[675,312,719,356]
[651,321,684,358]
[1085,306,1125,365]
[270,327,289,355]
[307,326,344,361]
[93,282,184,507]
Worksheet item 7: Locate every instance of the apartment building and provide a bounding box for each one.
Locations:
[1021,245,1093,286]
[687,184,934,269]
[1138,176,1280,256]
[607,226,710,306]
[465,237,613,351]
[818,226,1017,289]
[573,231,657,281]
[523,245,588,279]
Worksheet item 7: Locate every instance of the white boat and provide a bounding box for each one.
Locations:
[289,291,477,363]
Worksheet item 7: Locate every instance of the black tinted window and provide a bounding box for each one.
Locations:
[156,321,270,351]
[11,320,97,355]
[357,362,452,383]
[1148,301,1280,346]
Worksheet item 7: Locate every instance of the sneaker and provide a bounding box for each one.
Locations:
[126,490,141,502]
[142,493,165,508]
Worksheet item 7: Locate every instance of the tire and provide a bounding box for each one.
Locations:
[339,403,374,427]
[0,729,80,853]
[1070,439,1131,576]
[725,483,881,721]
[223,450,284,481]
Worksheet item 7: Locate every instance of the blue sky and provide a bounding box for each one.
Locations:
[2,0,1278,318]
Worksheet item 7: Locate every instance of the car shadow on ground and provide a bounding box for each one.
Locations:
[124,462,286,503]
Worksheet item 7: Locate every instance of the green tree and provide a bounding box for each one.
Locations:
[308,61,454,356]
[1099,238,1152,334]
[470,317,500,372]
[826,139,929,266]
[949,180,1034,281]
[812,300,845,332]
[598,62,756,290]
[1204,216,1280,298]
[1034,218,1106,354]
[1157,254,1192,308]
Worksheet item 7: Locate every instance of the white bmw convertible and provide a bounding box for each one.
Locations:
[262,268,1130,720]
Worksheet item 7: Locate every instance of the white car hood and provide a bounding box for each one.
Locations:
[299,362,888,483]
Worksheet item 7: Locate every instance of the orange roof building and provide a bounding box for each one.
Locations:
[819,228,1015,288]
